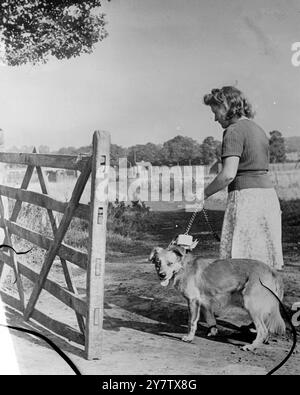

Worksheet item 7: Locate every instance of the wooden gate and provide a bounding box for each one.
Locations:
[0,130,110,360]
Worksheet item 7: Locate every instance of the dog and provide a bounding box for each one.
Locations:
[149,245,285,351]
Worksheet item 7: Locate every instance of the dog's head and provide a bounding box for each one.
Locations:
[149,246,186,287]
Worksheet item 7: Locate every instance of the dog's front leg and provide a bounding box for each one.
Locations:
[182,299,200,342]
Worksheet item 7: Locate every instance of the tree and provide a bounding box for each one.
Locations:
[38,144,50,153]
[110,143,127,167]
[269,130,286,163]
[20,144,34,152]
[1,0,110,66]
[76,144,92,154]
[200,136,222,165]
[127,143,162,165]
[56,146,78,155]
[162,135,201,165]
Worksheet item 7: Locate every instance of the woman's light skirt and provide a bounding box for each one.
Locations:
[220,188,284,270]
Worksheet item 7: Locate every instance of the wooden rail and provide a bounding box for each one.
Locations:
[0,185,89,220]
[0,152,90,172]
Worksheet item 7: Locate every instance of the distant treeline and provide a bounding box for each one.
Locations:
[7,130,297,166]
[8,135,222,167]
[286,136,300,152]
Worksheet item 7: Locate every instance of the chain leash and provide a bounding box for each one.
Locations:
[184,202,203,235]
[201,207,221,242]
[184,203,221,242]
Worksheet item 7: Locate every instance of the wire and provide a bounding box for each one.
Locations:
[0,244,33,255]
[0,243,33,284]
[259,279,297,375]
[0,323,82,375]
[0,243,81,375]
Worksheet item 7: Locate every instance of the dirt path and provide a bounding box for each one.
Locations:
[2,256,299,375]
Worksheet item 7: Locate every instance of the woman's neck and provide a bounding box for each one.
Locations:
[229,116,248,125]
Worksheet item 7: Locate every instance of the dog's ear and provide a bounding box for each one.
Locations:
[190,239,199,250]
[169,245,185,258]
[149,247,163,262]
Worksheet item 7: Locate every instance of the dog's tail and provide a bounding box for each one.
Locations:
[261,274,285,336]
[259,278,297,376]
[265,303,286,336]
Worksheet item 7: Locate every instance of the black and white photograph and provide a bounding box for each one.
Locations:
[0,0,299,377]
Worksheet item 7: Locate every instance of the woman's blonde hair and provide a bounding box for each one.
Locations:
[203,86,255,120]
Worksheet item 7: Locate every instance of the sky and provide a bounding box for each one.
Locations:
[1,0,300,150]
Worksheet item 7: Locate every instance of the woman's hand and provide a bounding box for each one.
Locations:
[190,191,205,210]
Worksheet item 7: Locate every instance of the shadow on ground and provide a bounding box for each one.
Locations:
[3,305,85,358]
[102,291,259,348]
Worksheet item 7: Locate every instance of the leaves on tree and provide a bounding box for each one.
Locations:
[0,0,110,66]
[269,130,287,163]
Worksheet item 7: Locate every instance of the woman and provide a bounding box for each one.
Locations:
[202,86,284,271]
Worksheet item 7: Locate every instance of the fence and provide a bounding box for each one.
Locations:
[0,130,110,360]
[269,162,300,171]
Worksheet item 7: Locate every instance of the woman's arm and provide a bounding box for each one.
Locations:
[204,156,240,199]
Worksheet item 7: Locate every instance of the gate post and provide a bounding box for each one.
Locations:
[0,129,10,284]
[85,130,110,359]
[0,129,5,243]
